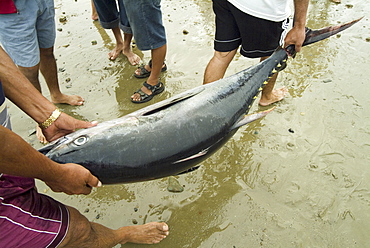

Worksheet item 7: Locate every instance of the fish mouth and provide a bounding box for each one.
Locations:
[38,136,71,156]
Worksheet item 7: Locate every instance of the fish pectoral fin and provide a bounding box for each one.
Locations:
[172,149,209,164]
[176,166,201,175]
[230,107,275,131]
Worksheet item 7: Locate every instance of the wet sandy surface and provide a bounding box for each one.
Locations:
[6,0,370,247]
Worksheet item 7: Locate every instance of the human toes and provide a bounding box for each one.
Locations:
[135,64,150,76]
[150,222,169,240]
[274,87,288,99]
[108,47,122,60]
[36,125,48,144]
[158,222,169,234]
[131,92,140,101]
[52,94,84,106]
[67,95,85,106]
[131,54,141,66]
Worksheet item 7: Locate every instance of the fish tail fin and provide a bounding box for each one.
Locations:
[286,17,363,57]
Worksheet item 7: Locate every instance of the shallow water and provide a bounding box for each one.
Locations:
[7,0,370,247]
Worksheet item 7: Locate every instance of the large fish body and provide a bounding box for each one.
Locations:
[39,19,361,184]
[40,61,273,184]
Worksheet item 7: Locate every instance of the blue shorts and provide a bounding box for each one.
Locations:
[213,0,289,58]
[123,0,166,51]
[0,0,56,67]
[93,0,132,34]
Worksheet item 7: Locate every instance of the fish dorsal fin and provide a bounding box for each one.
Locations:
[130,86,205,117]
[230,107,275,131]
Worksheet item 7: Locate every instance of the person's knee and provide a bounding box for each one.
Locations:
[39,47,54,58]
[213,50,237,63]
[59,206,94,247]
[17,64,40,86]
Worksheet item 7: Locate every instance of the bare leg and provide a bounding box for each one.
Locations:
[59,206,169,248]
[91,0,98,21]
[39,47,85,106]
[17,64,42,91]
[122,33,140,65]
[17,64,48,144]
[133,43,167,77]
[258,56,288,106]
[18,49,84,143]
[131,44,167,101]
[203,49,237,84]
[108,27,124,60]
[109,27,140,65]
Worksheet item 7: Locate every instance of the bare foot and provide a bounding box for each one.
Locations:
[108,44,123,61]
[259,87,288,106]
[108,44,140,65]
[36,125,48,144]
[51,94,85,106]
[91,14,98,21]
[91,0,98,21]
[123,48,141,66]
[119,222,169,245]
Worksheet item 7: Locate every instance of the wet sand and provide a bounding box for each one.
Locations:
[7,0,370,247]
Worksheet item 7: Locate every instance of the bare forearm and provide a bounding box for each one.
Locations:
[0,47,55,124]
[293,0,309,28]
[284,0,309,51]
[0,125,61,181]
[1,125,100,194]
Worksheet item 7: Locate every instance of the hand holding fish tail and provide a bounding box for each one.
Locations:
[284,24,306,54]
[41,112,98,142]
[43,162,102,195]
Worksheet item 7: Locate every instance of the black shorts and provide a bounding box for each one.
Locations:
[213,0,289,58]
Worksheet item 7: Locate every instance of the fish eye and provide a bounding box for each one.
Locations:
[73,135,89,146]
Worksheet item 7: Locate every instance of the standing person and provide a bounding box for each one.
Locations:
[93,0,141,64]
[203,0,309,106]
[124,0,168,104]
[0,0,85,144]
[0,46,169,247]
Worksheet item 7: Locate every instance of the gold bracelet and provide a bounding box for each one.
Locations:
[39,108,62,129]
